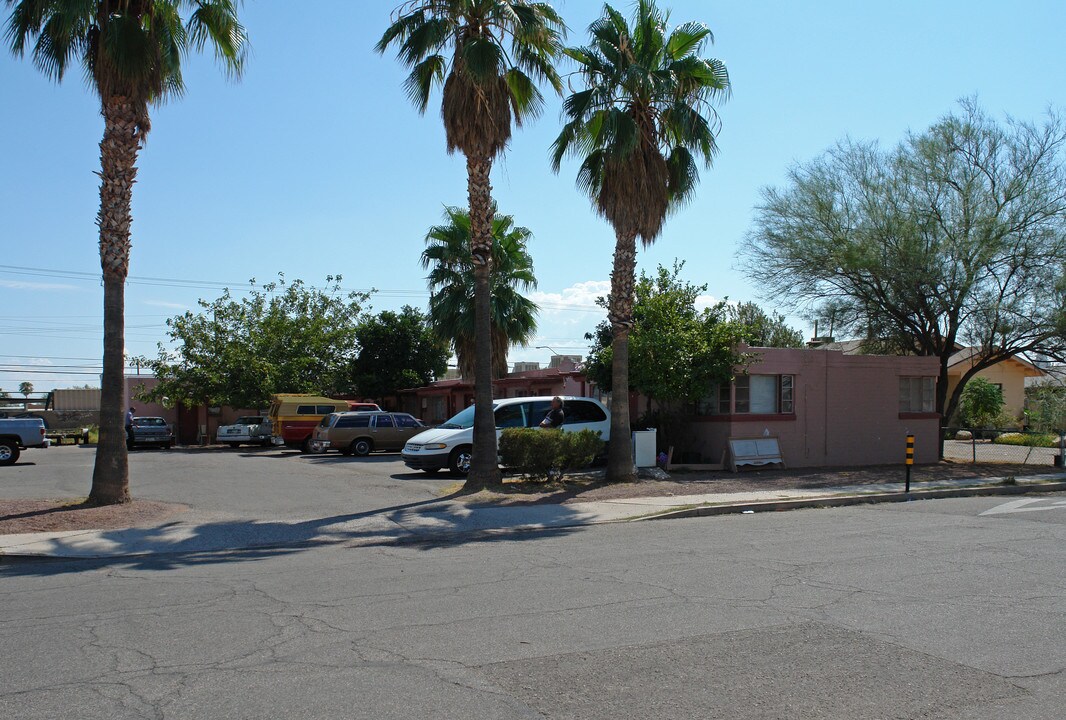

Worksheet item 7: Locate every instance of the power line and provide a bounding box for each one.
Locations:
[1,265,606,314]
[0,354,104,361]
[0,369,104,376]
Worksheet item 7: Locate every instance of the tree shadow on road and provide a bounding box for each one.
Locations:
[0,490,585,577]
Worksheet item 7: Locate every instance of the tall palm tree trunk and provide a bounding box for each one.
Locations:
[90,97,139,505]
[606,228,638,482]
[465,153,501,489]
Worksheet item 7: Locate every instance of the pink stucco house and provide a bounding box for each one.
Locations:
[395,348,942,469]
[680,346,941,468]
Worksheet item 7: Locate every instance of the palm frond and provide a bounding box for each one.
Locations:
[551,0,729,243]
[422,203,540,375]
[6,0,250,135]
[377,0,565,159]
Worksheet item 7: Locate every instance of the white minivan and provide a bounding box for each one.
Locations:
[401,395,611,475]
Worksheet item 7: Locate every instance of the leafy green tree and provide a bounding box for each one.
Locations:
[350,306,450,399]
[6,1,247,505]
[421,206,539,380]
[377,0,564,489]
[552,1,729,481]
[957,378,1006,429]
[18,382,33,399]
[137,276,370,409]
[585,263,747,446]
[727,302,804,348]
[745,100,1066,425]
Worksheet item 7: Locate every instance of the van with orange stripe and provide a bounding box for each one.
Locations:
[268,394,376,452]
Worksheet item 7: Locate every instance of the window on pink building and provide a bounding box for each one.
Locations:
[899,377,935,413]
[698,375,794,415]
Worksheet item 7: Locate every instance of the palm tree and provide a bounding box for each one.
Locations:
[421,206,539,379]
[551,0,729,481]
[377,0,564,489]
[6,1,247,504]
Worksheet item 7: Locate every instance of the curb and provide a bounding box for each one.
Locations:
[641,481,1066,521]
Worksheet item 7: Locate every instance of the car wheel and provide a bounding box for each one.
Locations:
[351,438,372,457]
[300,437,313,453]
[448,446,472,476]
[0,441,19,466]
[226,442,241,449]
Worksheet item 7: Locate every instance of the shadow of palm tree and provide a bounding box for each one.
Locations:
[0,489,586,577]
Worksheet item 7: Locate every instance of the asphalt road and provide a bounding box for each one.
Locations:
[0,445,455,520]
[3,493,1066,719]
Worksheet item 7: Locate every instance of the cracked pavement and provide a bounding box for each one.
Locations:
[3,493,1066,718]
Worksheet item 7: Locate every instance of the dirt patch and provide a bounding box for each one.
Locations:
[0,499,187,535]
[463,462,1065,506]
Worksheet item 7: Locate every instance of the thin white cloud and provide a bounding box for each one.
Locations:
[143,300,189,311]
[530,279,723,314]
[0,279,79,291]
[695,294,725,311]
[528,280,609,318]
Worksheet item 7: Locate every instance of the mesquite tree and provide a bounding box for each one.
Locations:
[745,100,1066,426]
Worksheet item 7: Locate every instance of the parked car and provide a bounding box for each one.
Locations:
[216,416,273,448]
[401,396,610,475]
[312,411,426,456]
[129,417,173,449]
[268,394,353,452]
[0,416,48,466]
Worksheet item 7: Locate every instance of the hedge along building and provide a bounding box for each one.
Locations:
[679,346,942,468]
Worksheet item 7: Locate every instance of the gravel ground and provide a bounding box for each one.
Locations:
[470,461,1066,506]
[0,499,186,535]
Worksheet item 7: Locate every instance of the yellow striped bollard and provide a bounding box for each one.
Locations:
[905,434,914,492]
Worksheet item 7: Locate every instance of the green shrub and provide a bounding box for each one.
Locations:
[993,432,1060,448]
[557,429,605,472]
[958,378,1006,429]
[499,428,604,480]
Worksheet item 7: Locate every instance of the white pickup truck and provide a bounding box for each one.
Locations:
[0,417,48,465]
[215,416,273,448]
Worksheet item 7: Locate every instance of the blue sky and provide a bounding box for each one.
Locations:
[2,0,1064,389]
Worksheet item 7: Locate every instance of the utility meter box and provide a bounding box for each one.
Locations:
[632,429,658,468]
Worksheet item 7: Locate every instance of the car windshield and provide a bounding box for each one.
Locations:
[438,403,506,429]
[234,417,263,425]
[133,418,166,427]
[439,404,478,429]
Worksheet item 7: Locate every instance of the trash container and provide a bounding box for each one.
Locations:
[1055,453,1064,469]
[632,429,657,468]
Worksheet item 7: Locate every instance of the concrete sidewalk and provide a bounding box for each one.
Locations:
[2,472,1064,560]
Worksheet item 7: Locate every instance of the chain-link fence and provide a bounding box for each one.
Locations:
[942,427,1066,467]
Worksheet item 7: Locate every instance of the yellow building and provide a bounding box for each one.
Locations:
[945,348,1046,421]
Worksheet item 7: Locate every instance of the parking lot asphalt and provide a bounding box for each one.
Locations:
[0,445,457,521]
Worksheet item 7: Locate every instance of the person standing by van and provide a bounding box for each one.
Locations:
[539,397,565,429]
[125,406,136,449]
